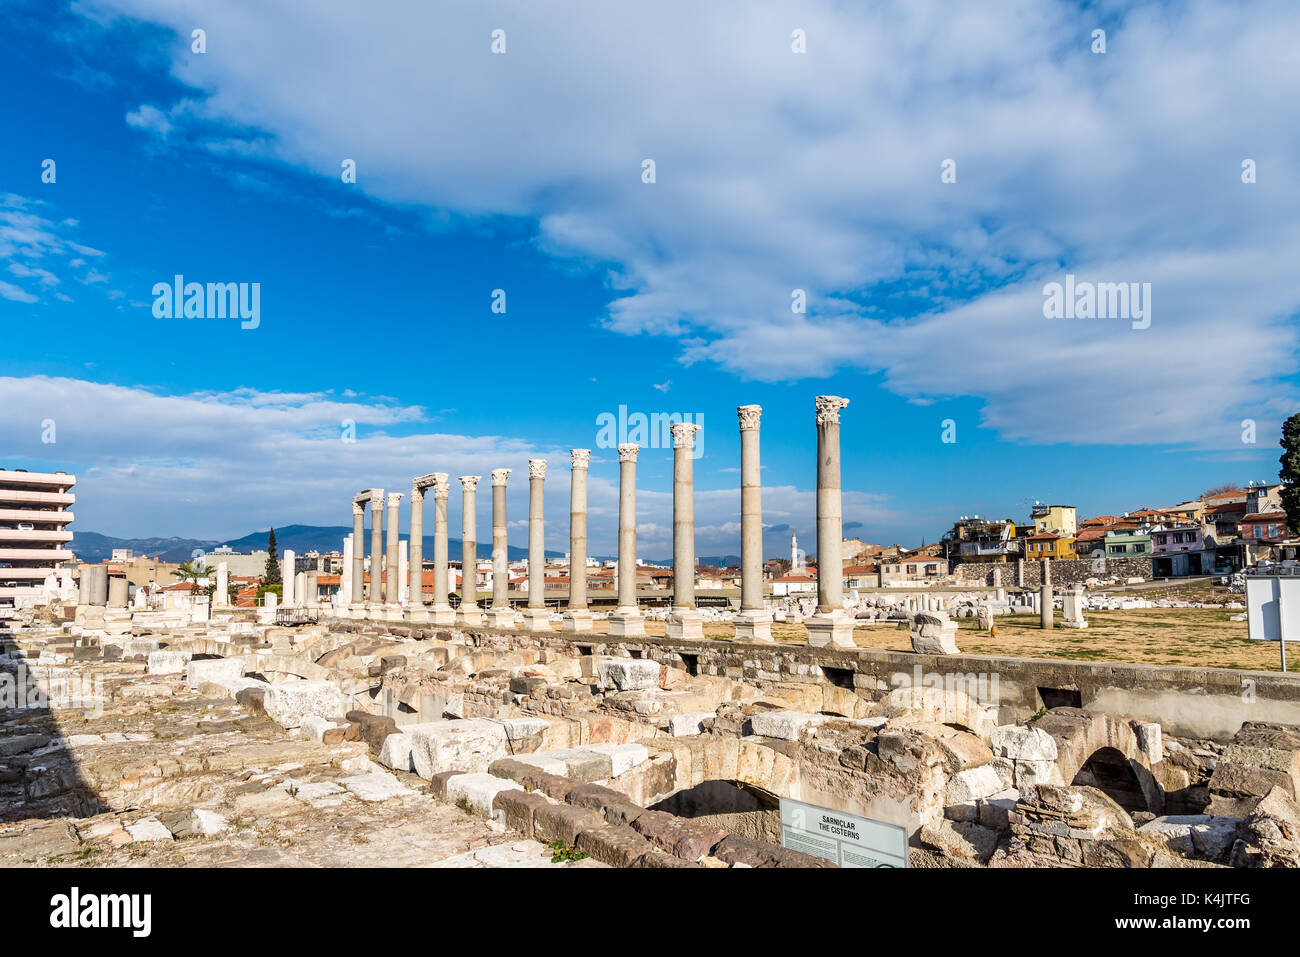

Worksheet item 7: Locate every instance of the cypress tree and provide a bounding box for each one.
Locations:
[1281,414,1300,535]
[264,527,282,584]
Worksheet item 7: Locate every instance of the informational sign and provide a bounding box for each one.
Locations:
[1246,577,1300,641]
[779,798,908,868]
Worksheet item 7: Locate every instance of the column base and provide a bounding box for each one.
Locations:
[520,607,552,632]
[1060,620,1088,629]
[607,610,645,637]
[666,608,704,640]
[733,610,773,641]
[349,602,366,619]
[562,609,594,632]
[485,607,516,628]
[806,609,856,648]
[457,605,483,627]
[383,603,403,620]
[405,605,430,623]
[428,604,456,626]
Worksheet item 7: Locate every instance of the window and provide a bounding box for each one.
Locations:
[1135,544,1146,553]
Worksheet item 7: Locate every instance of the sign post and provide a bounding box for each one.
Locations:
[1245,576,1300,671]
[779,797,908,868]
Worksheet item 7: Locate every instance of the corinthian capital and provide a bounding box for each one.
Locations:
[459,475,481,491]
[491,468,511,486]
[528,458,547,479]
[670,422,701,449]
[370,490,385,511]
[352,502,364,517]
[570,449,591,469]
[386,491,403,508]
[737,404,762,431]
[815,395,850,424]
[617,444,640,463]
[431,473,450,499]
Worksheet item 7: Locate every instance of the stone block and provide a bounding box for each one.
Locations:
[377,732,415,773]
[405,718,510,779]
[444,772,523,817]
[534,802,606,845]
[713,834,835,868]
[631,809,729,861]
[147,650,191,675]
[493,789,551,838]
[261,680,350,730]
[597,658,662,692]
[749,710,827,742]
[575,824,657,867]
[991,725,1058,761]
[668,712,713,737]
[946,764,1005,805]
[185,656,245,688]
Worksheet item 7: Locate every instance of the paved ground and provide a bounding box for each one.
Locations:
[0,621,602,868]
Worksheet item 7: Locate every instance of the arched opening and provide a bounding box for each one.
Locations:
[1071,746,1149,813]
[649,781,781,842]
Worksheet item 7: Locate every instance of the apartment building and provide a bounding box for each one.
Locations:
[0,468,77,608]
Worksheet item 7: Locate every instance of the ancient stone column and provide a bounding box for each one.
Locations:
[608,444,644,636]
[367,492,384,615]
[734,405,772,641]
[304,569,319,608]
[89,564,108,606]
[407,481,427,621]
[807,396,855,647]
[520,459,552,631]
[214,561,230,608]
[429,474,455,625]
[383,491,403,615]
[1040,557,1053,629]
[282,549,297,606]
[107,575,128,609]
[486,468,514,628]
[563,449,593,632]
[350,501,365,616]
[458,475,482,626]
[667,423,704,639]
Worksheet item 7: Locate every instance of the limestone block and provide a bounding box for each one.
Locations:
[585,743,650,778]
[598,658,662,692]
[262,680,351,730]
[342,772,415,802]
[377,732,415,773]
[1013,759,1062,789]
[749,710,827,742]
[405,719,511,778]
[125,818,174,843]
[147,650,191,675]
[444,772,523,818]
[946,764,1005,805]
[1133,721,1163,765]
[991,725,1059,762]
[668,712,713,737]
[185,656,245,688]
[1138,815,1241,862]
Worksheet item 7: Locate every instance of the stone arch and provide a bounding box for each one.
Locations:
[656,737,799,805]
[1033,708,1163,814]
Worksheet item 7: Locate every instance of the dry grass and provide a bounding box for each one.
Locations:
[589,606,1292,673]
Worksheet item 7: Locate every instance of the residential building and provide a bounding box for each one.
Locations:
[880,556,946,585]
[942,516,1020,564]
[0,468,77,608]
[1030,504,1077,537]
[1023,533,1077,561]
[770,572,817,596]
[842,563,880,589]
[1103,530,1151,557]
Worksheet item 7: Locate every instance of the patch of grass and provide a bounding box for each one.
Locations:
[455,797,475,815]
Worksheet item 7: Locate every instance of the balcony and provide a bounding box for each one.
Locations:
[0,508,73,524]
[0,489,75,506]
[0,528,74,543]
[0,547,74,562]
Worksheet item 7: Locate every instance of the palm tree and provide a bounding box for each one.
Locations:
[174,559,206,595]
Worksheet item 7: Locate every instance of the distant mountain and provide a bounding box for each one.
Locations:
[73,525,562,564]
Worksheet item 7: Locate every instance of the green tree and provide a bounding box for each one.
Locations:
[264,528,282,584]
[1281,414,1300,534]
[174,559,205,595]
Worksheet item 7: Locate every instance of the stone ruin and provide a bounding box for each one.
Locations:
[909,611,961,655]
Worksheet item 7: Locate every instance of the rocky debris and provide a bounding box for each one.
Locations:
[1138,814,1239,863]
[597,658,662,692]
[260,681,351,730]
[1208,721,1300,817]
[1229,785,1300,867]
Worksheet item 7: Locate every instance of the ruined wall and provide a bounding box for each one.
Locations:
[950,556,1154,587]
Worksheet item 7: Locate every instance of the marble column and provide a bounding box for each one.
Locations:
[282,549,296,606]
[806,395,855,647]
[486,468,515,628]
[214,561,230,608]
[667,423,704,639]
[1040,558,1053,630]
[304,569,319,608]
[407,481,427,621]
[383,491,403,615]
[366,492,384,614]
[521,459,552,631]
[429,474,455,625]
[563,449,593,631]
[608,444,644,636]
[89,564,108,606]
[350,501,365,616]
[458,475,482,626]
[733,405,772,640]
[107,575,128,609]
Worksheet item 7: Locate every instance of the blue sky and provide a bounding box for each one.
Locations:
[2,0,1298,560]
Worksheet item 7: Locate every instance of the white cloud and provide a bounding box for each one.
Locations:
[73,0,1300,447]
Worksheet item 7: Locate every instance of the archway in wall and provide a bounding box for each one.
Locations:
[1070,746,1150,813]
[649,780,781,843]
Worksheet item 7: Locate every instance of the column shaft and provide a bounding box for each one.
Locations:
[409,485,424,608]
